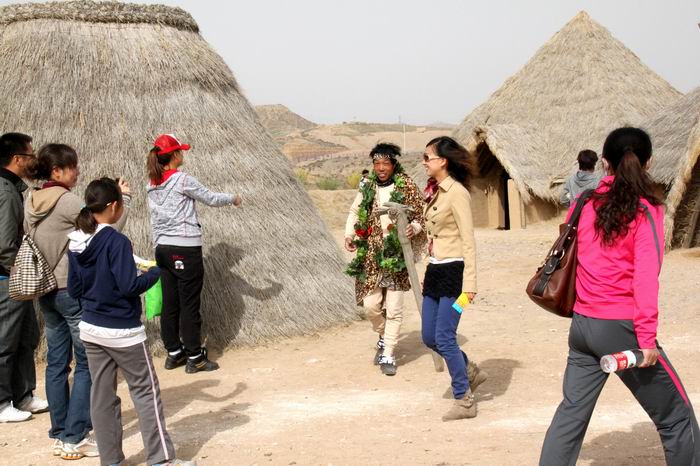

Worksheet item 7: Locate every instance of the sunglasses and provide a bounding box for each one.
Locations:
[423,154,441,162]
[15,153,36,157]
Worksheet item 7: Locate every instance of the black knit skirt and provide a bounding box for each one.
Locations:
[422,261,464,299]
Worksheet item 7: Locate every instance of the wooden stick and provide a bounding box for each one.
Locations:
[377,201,445,372]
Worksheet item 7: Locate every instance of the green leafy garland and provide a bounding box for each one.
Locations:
[346,167,408,282]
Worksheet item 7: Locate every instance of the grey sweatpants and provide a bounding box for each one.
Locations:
[84,340,174,466]
[540,313,700,466]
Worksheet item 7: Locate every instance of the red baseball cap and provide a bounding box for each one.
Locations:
[152,134,190,155]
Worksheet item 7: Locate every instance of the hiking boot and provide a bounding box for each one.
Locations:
[378,355,397,376]
[0,401,32,423]
[185,349,219,374]
[374,336,385,365]
[442,391,476,421]
[17,394,49,414]
[165,351,187,370]
[154,460,196,466]
[61,434,99,459]
[467,359,488,392]
[52,438,63,456]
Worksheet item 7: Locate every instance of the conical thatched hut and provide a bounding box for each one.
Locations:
[444,11,682,229]
[0,1,357,351]
[646,87,700,248]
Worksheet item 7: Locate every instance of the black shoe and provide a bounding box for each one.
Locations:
[374,337,385,365]
[185,349,219,374]
[376,336,385,350]
[164,352,186,370]
[379,355,397,376]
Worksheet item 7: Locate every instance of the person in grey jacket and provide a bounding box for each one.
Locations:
[146,134,241,374]
[0,132,48,424]
[560,150,601,207]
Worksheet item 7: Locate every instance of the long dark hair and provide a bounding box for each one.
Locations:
[35,144,78,180]
[593,127,661,245]
[426,136,475,189]
[76,178,123,234]
[147,148,176,185]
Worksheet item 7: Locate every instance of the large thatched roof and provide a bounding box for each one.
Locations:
[0,1,358,350]
[446,11,681,202]
[645,87,700,247]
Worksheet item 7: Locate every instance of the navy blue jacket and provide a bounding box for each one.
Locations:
[68,226,160,329]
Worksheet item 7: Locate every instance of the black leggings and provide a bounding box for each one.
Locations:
[155,245,204,356]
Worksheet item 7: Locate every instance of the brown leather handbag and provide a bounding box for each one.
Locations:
[526,190,594,318]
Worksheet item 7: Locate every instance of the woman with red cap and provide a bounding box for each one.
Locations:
[146,134,241,373]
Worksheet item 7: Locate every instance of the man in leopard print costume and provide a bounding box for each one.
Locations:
[344,143,426,376]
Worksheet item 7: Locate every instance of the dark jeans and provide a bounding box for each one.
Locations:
[421,294,470,398]
[39,289,92,443]
[0,279,39,406]
[540,313,700,466]
[155,245,204,356]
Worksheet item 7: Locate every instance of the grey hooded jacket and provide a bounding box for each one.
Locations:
[147,171,235,247]
[560,171,602,207]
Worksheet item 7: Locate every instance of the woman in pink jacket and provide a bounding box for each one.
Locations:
[540,127,699,466]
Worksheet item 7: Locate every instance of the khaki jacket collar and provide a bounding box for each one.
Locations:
[439,176,456,192]
[426,175,456,210]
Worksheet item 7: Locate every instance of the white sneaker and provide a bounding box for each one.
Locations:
[62,434,99,459]
[0,401,32,423]
[155,460,197,466]
[52,438,63,456]
[17,395,49,414]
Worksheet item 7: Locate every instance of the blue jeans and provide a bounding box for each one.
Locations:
[39,290,92,443]
[421,295,470,399]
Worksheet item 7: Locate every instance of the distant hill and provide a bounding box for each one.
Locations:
[427,121,456,129]
[255,104,317,139]
[255,105,452,163]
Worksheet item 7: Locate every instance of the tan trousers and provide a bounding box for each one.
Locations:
[363,287,404,357]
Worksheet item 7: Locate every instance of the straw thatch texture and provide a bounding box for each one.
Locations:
[0,0,198,31]
[0,1,358,352]
[448,11,681,202]
[645,87,700,248]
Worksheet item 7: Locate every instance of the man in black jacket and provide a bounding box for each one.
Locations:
[0,132,47,423]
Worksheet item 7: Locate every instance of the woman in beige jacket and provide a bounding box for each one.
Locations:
[421,136,480,421]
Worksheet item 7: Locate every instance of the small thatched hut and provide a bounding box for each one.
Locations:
[646,87,700,248]
[445,11,682,229]
[0,1,357,351]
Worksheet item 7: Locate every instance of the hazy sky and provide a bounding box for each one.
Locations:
[9,0,700,125]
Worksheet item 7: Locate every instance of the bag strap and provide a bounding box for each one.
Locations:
[567,189,595,228]
[639,203,662,272]
[545,189,595,263]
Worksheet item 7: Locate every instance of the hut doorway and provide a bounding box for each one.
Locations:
[500,171,511,230]
[475,143,524,230]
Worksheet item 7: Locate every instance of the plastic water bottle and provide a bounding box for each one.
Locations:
[600,349,644,373]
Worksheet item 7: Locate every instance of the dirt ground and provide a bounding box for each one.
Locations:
[1,190,699,466]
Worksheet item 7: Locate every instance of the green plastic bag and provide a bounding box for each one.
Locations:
[145,279,162,320]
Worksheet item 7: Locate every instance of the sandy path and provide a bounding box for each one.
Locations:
[1,216,698,465]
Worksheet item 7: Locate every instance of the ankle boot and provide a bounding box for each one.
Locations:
[442,390,476,421]
[467,360,488,392]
